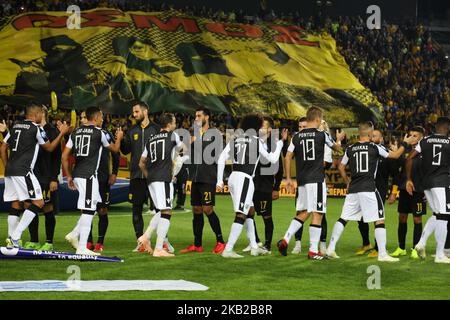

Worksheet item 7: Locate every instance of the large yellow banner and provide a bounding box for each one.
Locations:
[0,9,382,125]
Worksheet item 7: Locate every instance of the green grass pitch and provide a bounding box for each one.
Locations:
[1,196,449,300]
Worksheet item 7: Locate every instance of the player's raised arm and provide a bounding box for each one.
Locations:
[330,129,346,152]
[259,128,288,163]
[216,142,231,191]
[40,121,71,152]
[385,134,415,159]
[106,127,123,153]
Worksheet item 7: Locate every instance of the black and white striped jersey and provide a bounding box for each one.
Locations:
[142,130,183,183]
[4,119,49,176]
[415,134,450,189]
[341,142,389,193]
[288,128,335,185]
[66,125,110,179]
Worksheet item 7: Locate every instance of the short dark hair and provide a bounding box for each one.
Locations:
[85,107,101,121]
[373,128,384,136]
[239,114,263,131]
[262,115,274,128]
[436,117,449,128]
[195,106,211,117]
[26,102,42,116]
[159,112,175,128]
[132,101,149,111]
[306,106,323,122]
[298,117,307,123]
[410,126,425,135]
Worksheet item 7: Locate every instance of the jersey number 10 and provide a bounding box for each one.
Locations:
[353,151,369,173]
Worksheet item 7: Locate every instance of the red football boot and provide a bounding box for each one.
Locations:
[212,242,226,254]
[180,244,204,253]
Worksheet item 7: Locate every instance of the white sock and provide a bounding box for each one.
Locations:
[283,219,303,243]
[435,220,448,259]
[245,218,258,249]
[11,209,36,240]
[145,212,161,239]
[78,214,94,249]
[225,223,244,252]
[70,217,82,237]
[309,225,322,253]
[328,220,345,252]
[155,217,171,250]
[418,215,436,247]
[375,226,387,257]
[7,215,20,238]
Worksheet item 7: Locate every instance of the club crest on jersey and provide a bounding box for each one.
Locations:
[134,134,139,141]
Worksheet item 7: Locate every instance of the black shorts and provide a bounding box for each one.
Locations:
[128,178,149,206]
[398,189,427,216]
[97,180,111,209]
[40,181,56,205]
[253,191,273,216]
[191,182,216,206]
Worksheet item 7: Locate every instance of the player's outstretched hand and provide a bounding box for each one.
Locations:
[115,127,124,141]
[57,121,72,135]
[216,181,224,192]
[0,120,7,133]
[281,128,288,141]
[336,129,346,142]
[406,180,415,196]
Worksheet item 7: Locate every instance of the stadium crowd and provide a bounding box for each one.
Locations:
[0,0,448,134]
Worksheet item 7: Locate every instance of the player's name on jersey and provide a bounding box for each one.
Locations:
[12,123,31,129]
[297,132,319,138]
[76,127,94,133]
[426,138,449,144]
[350,145,369,151]
[150,132,171,140]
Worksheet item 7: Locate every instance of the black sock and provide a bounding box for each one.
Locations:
[132,204,144,238]
[358,220,370,246]
[88,225,93,244]
[263,216,274,249]
[97,214,109,244]
[398,222,407,250]
[207,212,224,243]
[44,211,56,244]
[413,222,422,248]
[374,239,378,251]
[320,215,327,242]
[193,214,204,247]
[295,226,303,241]
[253,218,261,244]
[28,215,39,243]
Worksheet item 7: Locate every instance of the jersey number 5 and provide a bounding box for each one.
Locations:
[432,145,442,166]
